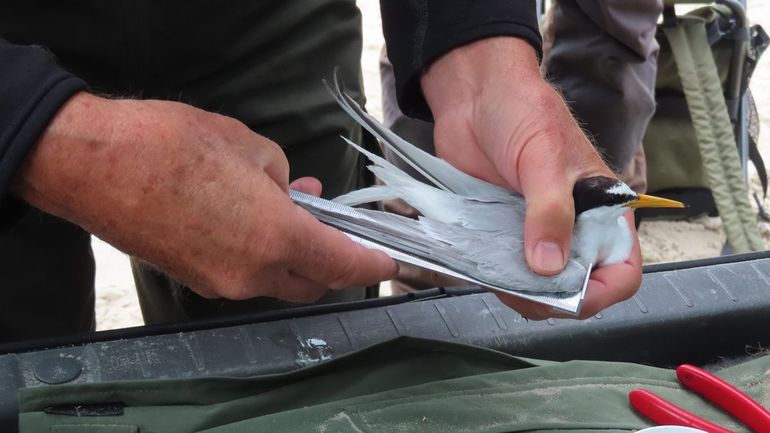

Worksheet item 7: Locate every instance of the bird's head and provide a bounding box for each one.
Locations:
[571,176,685,265]
[573,176,685,220]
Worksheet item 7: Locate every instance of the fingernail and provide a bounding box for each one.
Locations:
[533,241,565,273]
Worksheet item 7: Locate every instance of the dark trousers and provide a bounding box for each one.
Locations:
[0,0,369,341]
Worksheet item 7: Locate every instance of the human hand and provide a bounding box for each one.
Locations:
[500,212,642,320]
[12,92,397,303]
[421,37,641,319]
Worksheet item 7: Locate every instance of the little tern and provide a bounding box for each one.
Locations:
[293,75,685,296]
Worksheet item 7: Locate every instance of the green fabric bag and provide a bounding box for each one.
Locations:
[645,7,733,193]
[643,5,766,253]
[18,337,770,432]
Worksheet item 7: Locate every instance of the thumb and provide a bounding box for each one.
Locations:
[517,146,575,276]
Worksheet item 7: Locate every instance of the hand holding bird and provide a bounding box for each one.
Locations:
[305,66,682,319]
[294,39,683,319]
[420,37,681,319]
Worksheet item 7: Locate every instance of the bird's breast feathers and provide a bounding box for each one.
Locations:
[573,207,633,266]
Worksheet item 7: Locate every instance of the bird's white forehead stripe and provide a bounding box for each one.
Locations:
[606,182,635,196]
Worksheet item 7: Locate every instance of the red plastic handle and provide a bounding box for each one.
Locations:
[677,364,770,433]
[629,389,734,433]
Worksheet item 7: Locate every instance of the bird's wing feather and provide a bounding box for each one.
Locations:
[335,136,522,230]
[334,185,399,207]
[325,73,515,202]
[292,190,475,271]
[333,137,473,226]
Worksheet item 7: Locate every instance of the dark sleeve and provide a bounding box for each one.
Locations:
[380,0,542,121]
[0,38,88,217]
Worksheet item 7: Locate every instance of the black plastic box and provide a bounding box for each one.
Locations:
[2,251,770,432]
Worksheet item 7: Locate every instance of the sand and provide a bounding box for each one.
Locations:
[93,0,770,331]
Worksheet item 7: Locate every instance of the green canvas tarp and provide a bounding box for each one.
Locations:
[18,337,770,432]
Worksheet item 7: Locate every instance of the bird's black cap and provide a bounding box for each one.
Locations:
[572,176,636,216]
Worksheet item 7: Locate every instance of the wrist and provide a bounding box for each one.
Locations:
[421,37,544,116]
[10,92,151,227]
[12,92,108,210]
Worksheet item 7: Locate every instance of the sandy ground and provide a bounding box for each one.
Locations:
[93,0,770,331]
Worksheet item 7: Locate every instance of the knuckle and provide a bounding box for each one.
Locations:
[212,112,246,131]
[540,197,574,218]
[527,198,574,229]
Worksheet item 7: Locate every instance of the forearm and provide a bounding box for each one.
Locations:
[10,93,174,246]
[11,93,275,263]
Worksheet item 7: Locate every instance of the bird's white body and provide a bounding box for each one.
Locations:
[325,79,634,294]
[572,205,633,266]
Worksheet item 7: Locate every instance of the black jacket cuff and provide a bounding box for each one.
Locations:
[380,0,542,121]
[0,38,88,224]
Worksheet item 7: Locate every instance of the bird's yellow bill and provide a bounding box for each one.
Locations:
[626,194,686,209]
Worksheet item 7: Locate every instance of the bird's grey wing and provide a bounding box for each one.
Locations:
[419,217,587,293]
[334,137,521,230]
[325,73,514,202]
[294,190,585,294]
[332,136,418,207]
[477,245,588,294]
[292,190,475,272]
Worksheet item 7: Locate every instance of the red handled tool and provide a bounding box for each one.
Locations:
[629,364,770,433]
